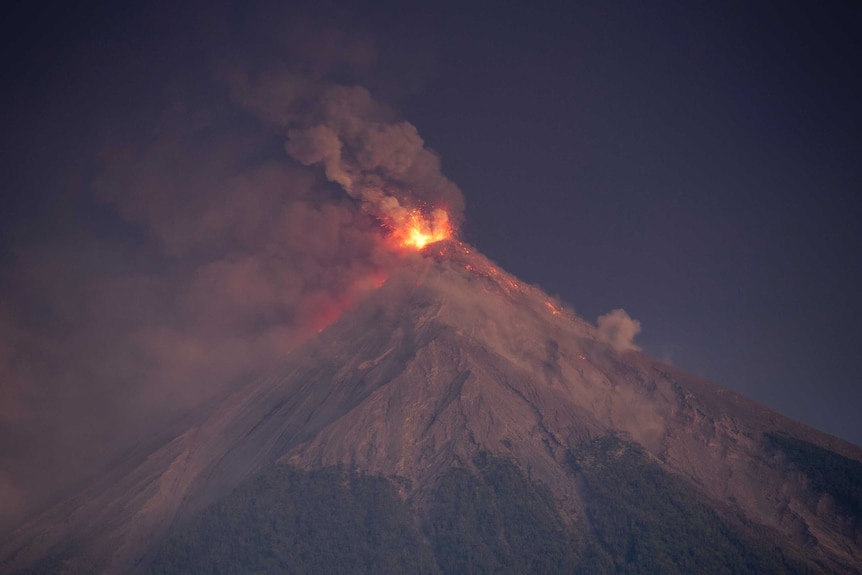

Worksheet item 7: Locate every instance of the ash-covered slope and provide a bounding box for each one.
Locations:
[2,242,861,574]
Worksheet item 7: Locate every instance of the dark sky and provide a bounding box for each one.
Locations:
[1,0,860,522]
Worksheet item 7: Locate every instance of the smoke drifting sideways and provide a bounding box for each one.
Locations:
[0,14,464,532]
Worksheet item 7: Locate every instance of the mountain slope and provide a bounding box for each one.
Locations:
[1,242,860,574]
[144,449,821,575]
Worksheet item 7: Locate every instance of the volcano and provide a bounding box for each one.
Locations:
[1,241,860,574]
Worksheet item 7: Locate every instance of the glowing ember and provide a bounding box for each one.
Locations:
[545,301,561,315]
[391,208,452,250]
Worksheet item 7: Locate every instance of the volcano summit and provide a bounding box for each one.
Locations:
[1,241,860,574]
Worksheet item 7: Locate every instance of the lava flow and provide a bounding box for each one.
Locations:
[390,208,453,250]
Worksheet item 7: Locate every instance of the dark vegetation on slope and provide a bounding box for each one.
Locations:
[766,432,862,522]
[566,435,821,575]
[146,466,438,575]
[142,437,833,575]
[7,543,82,575]
[423,452,607,574]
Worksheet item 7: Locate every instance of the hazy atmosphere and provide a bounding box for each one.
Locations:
[1,0,860,533]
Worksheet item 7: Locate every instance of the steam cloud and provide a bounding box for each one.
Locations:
[0,11,462,531]
[596,309,642,352]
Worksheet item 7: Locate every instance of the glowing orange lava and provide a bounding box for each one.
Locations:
[391,208,453,250]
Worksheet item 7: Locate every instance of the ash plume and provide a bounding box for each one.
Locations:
[231,72,464,232]
[596,309,642,352]
[0,7,462,532]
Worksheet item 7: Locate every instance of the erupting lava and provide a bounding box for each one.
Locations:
[390,208,453,250]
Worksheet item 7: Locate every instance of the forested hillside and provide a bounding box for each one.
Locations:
[140,437,832,575]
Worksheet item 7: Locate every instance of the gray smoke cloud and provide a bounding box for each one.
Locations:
[596,309,642,352]
[0,8,462,532]
[230,71,464,232]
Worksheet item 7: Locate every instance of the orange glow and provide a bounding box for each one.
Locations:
[545,301,561,315]
[391,208,453,250]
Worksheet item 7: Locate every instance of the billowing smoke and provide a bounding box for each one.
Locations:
[0,10,462,532]
[231,71,463,234]
[596,309,642,352]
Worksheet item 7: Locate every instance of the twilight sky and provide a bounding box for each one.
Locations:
[1,0,860,526]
